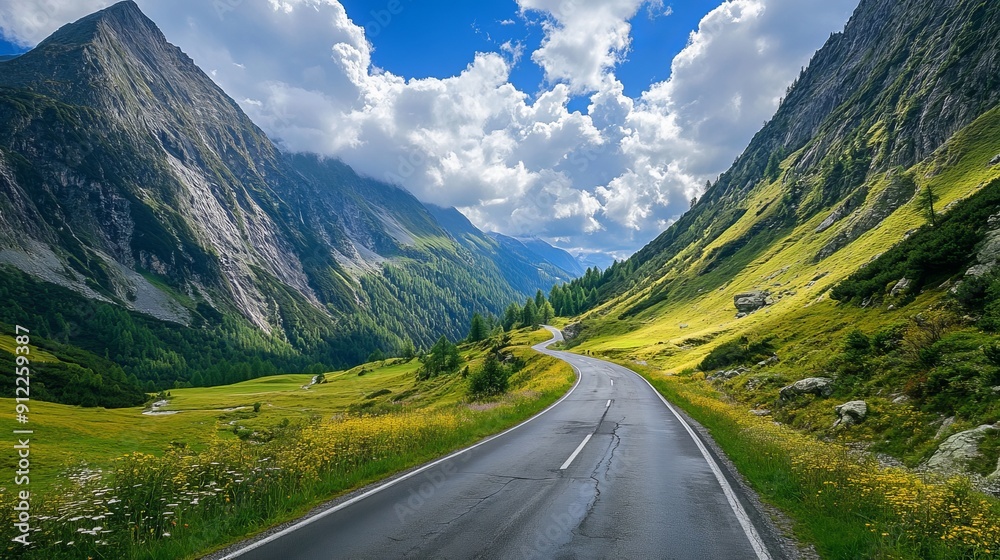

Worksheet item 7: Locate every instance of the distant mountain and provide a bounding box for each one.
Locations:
[508,236,587,278]
[575,252,616,273]
[488,232,586,279]
[0,1,563,397]
[424,204,581,288]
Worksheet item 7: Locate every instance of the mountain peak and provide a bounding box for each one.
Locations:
[37,0,163,51]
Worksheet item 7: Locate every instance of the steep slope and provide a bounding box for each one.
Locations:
[489,233,586,278]
[560,0,1000,339]
[548,0,1000,509]
[425,204,581,289]
[0,1,561,395]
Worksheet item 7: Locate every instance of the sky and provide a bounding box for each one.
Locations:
[0,0,859,262]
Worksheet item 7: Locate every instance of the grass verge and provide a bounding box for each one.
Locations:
[629,366,1000,560]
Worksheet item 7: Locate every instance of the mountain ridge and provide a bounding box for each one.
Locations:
[558,0,1000,326]
[0,1,575,395]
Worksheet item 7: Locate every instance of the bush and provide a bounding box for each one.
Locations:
[698,336,774,371]
[253,402,262,413]
[844,329,871,356]
[984,342,1000,367]
[832,177,1000,305]
[468,352,509,398]
[417,336,462,380]
[365,388,393,400]
[871,324,905,355]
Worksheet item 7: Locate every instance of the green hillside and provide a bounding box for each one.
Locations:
[534,0,1000,557]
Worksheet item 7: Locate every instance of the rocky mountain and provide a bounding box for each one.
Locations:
[551,0,1000,494]
[560,0,1000,324]
[490,234,587,278]
[425,204,582,288]
[0,1,569,394]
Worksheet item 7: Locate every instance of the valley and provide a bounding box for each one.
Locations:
[3,0,1000,558]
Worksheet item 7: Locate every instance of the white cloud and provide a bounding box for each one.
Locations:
[0,0,858,257]
[518,0,647,94]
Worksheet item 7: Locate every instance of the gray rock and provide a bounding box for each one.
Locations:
[757,355,779,367]
[734,290,771,313]
[988,212,1000,229]
[990,153,1000,166]
[712,367,749,381]
[749,409,771,417]
[815,173,916,261]
[735,312,748,319]
[935,416,956,440]
[891,394,910,405]
[779,377,835,401]
[967,263,996,277]
[890,277,911,297]
[833,400,868,427]
[925,425,997,474]
[965,227,1000,277]
[563,322,582,340]
[976,230,1000,265]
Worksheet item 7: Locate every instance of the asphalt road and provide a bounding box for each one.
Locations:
[221,327,775,560]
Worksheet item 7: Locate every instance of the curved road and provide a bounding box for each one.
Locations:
[221,328,775,560]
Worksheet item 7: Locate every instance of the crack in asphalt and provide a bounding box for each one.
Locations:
[604,417,624,480]
[435,477,518,528]
[573,416,625,545]
[462,472,556,481]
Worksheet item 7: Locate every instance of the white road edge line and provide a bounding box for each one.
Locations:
[220,335,582,560]
[610,379,614,387]
[560,434,592,470]
[631,370,773,560]
[605,399,611,408]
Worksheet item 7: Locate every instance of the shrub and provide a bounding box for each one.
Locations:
[698,336,774,371]
[417,336,462,380]
[468,352,509,398]
[365,388,392,400]
[253,402,262,413]
[871,324,905,355]
[844,329,871,356]
[984,342,1000,367]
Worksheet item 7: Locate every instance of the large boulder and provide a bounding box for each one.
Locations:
[779,377,834,401]
[563,322,582,340]
[734,290,770,313]
[925,425,997,474]
[889,277,911,297]
[708,367,749,381]
[833,400,868,427]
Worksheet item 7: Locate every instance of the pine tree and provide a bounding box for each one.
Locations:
[540,300,555,324]
[468,350,509,398]
[467,312,489,342]
[522,298,538,327]
[418,336,462,380]
[503,302,522,330]
[920,184,938,227]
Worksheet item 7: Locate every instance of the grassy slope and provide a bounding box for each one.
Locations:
[576,106,1000,369]
[0,328,563,495]
[563,106,1000,558]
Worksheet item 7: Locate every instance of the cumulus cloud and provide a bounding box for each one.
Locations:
[0,0,858,258]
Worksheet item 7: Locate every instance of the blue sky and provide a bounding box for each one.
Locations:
[335,1,720,105]
[0,0,859,260]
